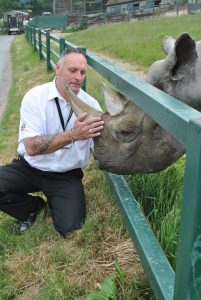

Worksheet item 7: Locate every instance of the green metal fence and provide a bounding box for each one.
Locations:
[188,3,201,13]
[29,15,67,30]
[25,25,201,300]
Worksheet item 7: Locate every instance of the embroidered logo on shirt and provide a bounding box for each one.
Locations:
[21,123,26,131]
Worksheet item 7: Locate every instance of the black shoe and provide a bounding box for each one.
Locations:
[19,197,47,234]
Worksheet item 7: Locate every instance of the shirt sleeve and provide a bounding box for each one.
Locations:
[18,90,44,142]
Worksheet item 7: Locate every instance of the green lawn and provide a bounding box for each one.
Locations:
[65,14,201,69]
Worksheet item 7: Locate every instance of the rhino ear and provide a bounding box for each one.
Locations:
[162,36,175,55]
[172,32,197,80]
[103,83,129,116]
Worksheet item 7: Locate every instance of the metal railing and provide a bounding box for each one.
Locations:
[25,25,201,300]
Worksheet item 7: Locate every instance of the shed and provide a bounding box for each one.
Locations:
[106,0,153,12]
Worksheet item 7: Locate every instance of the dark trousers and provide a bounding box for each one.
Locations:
[0,157,86,236]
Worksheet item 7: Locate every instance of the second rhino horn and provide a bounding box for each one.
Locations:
[66,85,102,120]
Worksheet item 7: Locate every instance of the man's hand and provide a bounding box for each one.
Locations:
[23,113,104,156]
[72,113,104,141]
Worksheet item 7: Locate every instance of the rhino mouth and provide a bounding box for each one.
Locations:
[96,159,129,174]
[95,158,111,170]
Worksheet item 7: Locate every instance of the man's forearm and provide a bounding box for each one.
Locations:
[31,134,59,155]
[24,131,73,156]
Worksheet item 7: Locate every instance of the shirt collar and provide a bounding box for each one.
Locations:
[48,78,66,102]
[48,78,82,102]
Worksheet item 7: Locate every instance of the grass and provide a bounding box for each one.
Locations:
[65,14,201,69]
[125,157,184,267]
[0,36,152,299]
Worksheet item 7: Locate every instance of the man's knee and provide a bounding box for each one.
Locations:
[53,217,85,237]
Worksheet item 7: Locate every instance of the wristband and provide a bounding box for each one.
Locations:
[70,128,74,144]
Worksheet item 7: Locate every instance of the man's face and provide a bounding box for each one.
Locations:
[56,53,87,95]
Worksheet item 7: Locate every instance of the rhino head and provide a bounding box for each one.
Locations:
[66,84,184,175]
[66,32,201,175]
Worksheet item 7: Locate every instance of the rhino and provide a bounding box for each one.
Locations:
[66,32,201,175]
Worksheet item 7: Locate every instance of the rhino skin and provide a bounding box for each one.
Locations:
[66,32,201,175]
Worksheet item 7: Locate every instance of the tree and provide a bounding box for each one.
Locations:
[0,0,53,16]
[0,0,21,13]
[36,0,53,12]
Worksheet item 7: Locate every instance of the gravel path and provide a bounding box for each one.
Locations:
[0,35,15,120]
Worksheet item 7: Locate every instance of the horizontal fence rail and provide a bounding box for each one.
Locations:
[25,25,201,300]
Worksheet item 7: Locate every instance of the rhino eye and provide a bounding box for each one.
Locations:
[116,128,134,143]
[115,125,142,144]
[120,130,129,135]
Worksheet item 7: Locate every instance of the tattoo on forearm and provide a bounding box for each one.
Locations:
[32,134,59,154]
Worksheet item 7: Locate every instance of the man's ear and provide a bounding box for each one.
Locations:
[55,63,61,76]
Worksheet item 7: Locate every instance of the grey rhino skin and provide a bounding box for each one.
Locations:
[67,32,201,175]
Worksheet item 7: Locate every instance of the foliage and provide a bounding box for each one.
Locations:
[65,19,88,33]
[0,0,21,14]
[87,258,125,300]
[0,18,3,31]
[0,0,53,15]
[87,258,154,299]
[87,274,116,300]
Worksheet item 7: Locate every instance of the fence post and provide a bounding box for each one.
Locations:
[64,14,68,30]
[176,3,179,15]
[60,38,66,54]
[174,118,201,299]
[38,29,43,59]
[81,47,87,91]
[28,26,31,43]
[127,10,131,21]
[30,26,33,46]
[103,12,107,24]
[46,31,51,70]
[33,28,37,51]
[153,5,155,17]
[25,26,27,41]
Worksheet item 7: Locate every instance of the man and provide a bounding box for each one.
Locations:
[0,48,104,236]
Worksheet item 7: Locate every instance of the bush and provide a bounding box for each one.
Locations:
[65,19,88,33]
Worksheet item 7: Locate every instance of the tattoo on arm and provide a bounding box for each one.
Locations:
[31,134,59,154]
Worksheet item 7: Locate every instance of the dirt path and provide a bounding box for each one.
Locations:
[92,51,147,80]
[0,35,15,120]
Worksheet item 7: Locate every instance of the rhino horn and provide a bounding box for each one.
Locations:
[103,83,129,116]
[66,86,102,120]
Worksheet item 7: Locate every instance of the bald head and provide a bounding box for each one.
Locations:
[55,48,87,99]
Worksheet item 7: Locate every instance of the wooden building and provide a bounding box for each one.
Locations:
[53,0,106,14]
[106,0,157,12]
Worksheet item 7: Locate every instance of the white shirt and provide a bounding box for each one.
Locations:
[18,80,102,172]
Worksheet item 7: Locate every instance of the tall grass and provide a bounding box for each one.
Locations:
[125,157,185,267]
